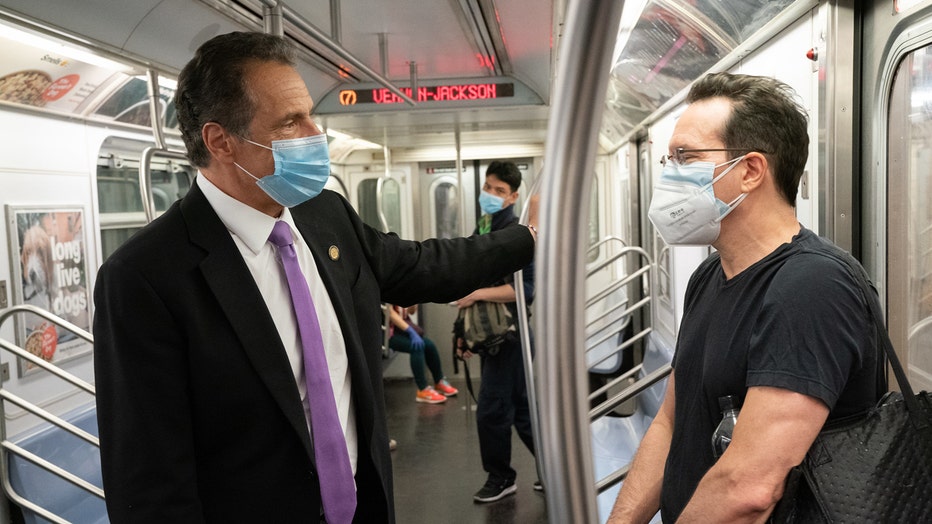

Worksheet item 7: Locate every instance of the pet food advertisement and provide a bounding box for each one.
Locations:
[7,207,91,375]
[0,31,118,113]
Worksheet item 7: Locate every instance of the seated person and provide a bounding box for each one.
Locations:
[388,305,458,403]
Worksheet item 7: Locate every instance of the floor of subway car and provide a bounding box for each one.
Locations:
[384,376,548,524]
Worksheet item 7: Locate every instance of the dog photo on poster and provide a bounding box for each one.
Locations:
[6,206,91,376]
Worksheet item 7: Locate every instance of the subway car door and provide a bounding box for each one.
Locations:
[416,165,463,367]
[871,3,932,392]
[347,169,410,235]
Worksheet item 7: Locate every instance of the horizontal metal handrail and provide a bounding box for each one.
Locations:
[586,264,651,307]
[1,471,70,524]
[586,276,629,308]
[586,235,628,258]
[588,363,643,401]
[0,339,95,396]
[585,319,628,352]
[0,305,92,343]
[585,301,631,335]
[596,464,630,494]
[0,391,98,446]
[587,246,651,277]
[585,296,651,349]
[1,441,103,498]
[587,328,653,394]
[0,304,102,523]
[590,364,672,421]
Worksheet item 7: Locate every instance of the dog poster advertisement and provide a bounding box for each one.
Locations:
[6,207,91,376]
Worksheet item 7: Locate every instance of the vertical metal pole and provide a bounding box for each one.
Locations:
[515,175,544,490]
[262,2,283,36]
[329,0,342,43]
[383,128,392,180]
[537,1,625,522]
[146,69,165,150]
[455,128,465,236]
[409,61,418,101]
[379,33,389,76]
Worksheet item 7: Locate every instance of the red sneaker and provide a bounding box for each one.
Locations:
[434,379,459,397]
[416,387,447,404]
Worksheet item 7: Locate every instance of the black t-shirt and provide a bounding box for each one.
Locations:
[660,228,884,522]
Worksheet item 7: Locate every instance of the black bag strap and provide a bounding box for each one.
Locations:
[462,358,479,402]
[837,252,928,429]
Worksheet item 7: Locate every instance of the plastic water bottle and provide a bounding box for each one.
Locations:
[711,395,740,458]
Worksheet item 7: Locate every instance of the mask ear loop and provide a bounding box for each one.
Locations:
[708,155,746,186]
[233,136,274,182]
[714,192,748,223]
[240,137,273,151]
[233,162,261,182]
[710,155,749,223]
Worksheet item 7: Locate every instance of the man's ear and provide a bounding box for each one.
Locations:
[740,152,768,194]
[506,190,520,207]
[202,122,236,164]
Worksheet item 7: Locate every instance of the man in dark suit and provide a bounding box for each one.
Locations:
[93,31,536,523]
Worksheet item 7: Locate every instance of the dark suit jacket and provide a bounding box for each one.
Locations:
[93,183,534,523]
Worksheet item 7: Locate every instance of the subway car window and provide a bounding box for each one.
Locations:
[151,163,193,212]
[357,178,380,230]
[96,162,144,214]
[432,180,459,239]
[587,179,600,263]
[379,177,403,234]
[890,45,932,389]
[93,76,179,130]
[100,228,141,261]
[96,138,192,260]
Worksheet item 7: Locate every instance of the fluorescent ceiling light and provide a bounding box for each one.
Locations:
[0,21,133,72]
[326,128,382,150]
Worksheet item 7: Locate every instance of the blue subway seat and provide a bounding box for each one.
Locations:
[592,334,672,524]
[7,403,107,524]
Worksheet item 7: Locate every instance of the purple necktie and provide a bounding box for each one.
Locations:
[268,221,356,524]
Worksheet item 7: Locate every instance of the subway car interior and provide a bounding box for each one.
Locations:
[0,0,930,522]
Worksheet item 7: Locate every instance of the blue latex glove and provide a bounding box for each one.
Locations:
[405,326,425,351]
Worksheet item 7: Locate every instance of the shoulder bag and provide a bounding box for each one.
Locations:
[771,254,932,523]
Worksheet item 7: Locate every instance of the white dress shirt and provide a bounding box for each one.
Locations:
[196,174,358,474]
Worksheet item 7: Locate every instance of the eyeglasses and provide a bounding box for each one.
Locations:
[659,147,769,167]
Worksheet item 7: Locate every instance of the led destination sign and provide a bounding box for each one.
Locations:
[339,82,514,105]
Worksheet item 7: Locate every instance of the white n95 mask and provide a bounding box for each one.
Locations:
[647,156,747,246]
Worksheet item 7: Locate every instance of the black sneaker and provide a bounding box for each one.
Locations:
[473,477,517,503]
[533,480,544,492]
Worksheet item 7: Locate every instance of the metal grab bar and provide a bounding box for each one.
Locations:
[586,326,652,377]
[581,242,667,498]
[536,0,626,521]
[586,235,627,258]
[584,247,652,370]
[139,147,188,224]
[589,363,673,495]
[0,306,94,393]
[0,305,102,524]
[589,364,672,421]
[515,174,545,491]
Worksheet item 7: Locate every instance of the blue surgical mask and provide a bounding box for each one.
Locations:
[478,190,505,215]
[234,134,331,207]
[647,156,747,245]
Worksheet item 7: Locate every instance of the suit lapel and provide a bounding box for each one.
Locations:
[180,184,314,459]
[292,203,376,444]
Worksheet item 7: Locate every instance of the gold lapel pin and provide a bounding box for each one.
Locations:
[328,245,340,261]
